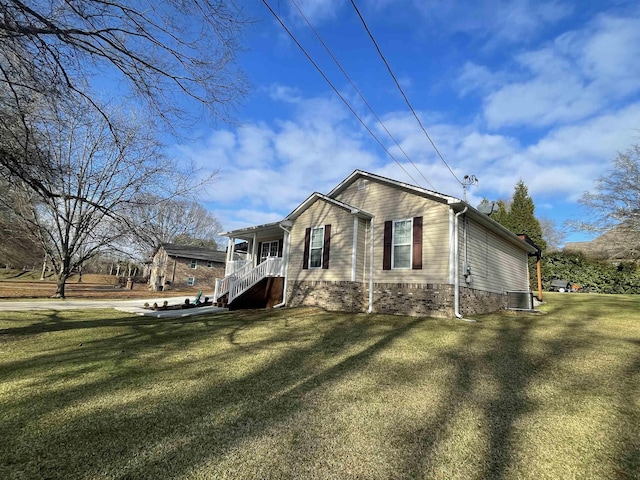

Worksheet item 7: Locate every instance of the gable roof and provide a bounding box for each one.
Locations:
[332,170,535,254]
[328,169,460,204]
[285,192,373,221]
[158,243,227,263]
[219,169,536,254]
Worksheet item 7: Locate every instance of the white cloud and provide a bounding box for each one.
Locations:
[578,15,640,95]
[457,62,502,97]
[179,92,381,229]
[182,65,640,234]
[471,12,640,129]
[287,0,344,24]
[409,0,571,45]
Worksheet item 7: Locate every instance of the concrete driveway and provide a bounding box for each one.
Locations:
[0,294,229,318]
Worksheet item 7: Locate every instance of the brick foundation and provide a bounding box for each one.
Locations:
[286,280,505,317]
[458,286,505,315]
[370,283,455,318]
[287,280,365,312]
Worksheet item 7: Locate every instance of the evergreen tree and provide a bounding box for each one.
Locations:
[493,181,546,253]
[509,181,546,251]
[491,200,511,227]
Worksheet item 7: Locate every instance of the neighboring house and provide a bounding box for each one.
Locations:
[215,170,537,317]
[149,243,230,291]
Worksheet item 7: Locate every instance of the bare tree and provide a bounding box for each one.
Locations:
[1,0,248,191]
[575,145,640,234]
[0,178,42,268]
[8,100,189,297]
[538,216,566,252]
[131,195,224,255]
[570,145,640,260]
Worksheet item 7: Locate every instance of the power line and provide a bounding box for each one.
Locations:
[290,0,435,190]
[261,0,423,187]
[348,0,463,186]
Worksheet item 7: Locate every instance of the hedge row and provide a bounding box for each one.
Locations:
[540,251,640,294]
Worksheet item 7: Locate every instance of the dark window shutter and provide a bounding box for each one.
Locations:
[412,216,423,270]
[278,239,283,257]
[257,242,262,262]
[322,224,331,269]
[383,220,392,270]
[302,228,311,269]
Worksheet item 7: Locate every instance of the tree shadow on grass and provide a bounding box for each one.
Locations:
[397,294,640,479]
[2,298,638,479]
[0,307,429,479]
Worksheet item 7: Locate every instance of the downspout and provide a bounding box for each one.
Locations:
[454,207,475,321]
[351,215,358,282]
[367,217,374,313]
[273,222,291,308]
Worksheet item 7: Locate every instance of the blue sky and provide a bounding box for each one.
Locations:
[175,0,640,244]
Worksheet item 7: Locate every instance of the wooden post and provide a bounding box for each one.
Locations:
[537,257,543,301]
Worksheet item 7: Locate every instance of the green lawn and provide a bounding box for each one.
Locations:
[0,293,638,479]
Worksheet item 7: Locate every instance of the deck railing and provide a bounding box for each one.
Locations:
[228,257,283,303]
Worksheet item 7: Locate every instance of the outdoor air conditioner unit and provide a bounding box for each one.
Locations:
[507,291,533,310]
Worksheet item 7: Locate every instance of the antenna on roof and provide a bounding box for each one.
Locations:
[462,175,478,202]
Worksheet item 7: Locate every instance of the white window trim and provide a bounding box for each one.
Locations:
[207,260,213,268]
[392,218,413,270]
[187,277,196,286]
[308,226,325,269]
[190,259,198,269]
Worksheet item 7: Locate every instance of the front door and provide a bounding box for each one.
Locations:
[260,240,280,263]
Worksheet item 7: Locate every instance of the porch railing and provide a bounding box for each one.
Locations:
[228,257,283,303]
[225,259,250,276]
[214,260,253,301]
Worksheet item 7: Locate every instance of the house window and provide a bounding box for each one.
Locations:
[383,217,422,271]
[187,277,195,286]
[303,224,331,270]
[190,259,197,269]
[207,261,213,268]
[260,241,280,263]
[392,219,412,269]
[309,226,324,268]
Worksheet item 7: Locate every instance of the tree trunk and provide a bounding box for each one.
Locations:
[53,262,71,298]
[53,274,68,298]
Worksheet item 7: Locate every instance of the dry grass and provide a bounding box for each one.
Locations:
[0,293,638,479]
[0,270,199,299]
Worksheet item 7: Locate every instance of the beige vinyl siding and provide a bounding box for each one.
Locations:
[335,179,450,284]
[464,219,530,293]
[356,217,368,282]
[289,198,355,282]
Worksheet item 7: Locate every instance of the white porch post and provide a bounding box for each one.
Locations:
[251,233,258,266]
[226,237,234,264]
[281,228,290,277]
